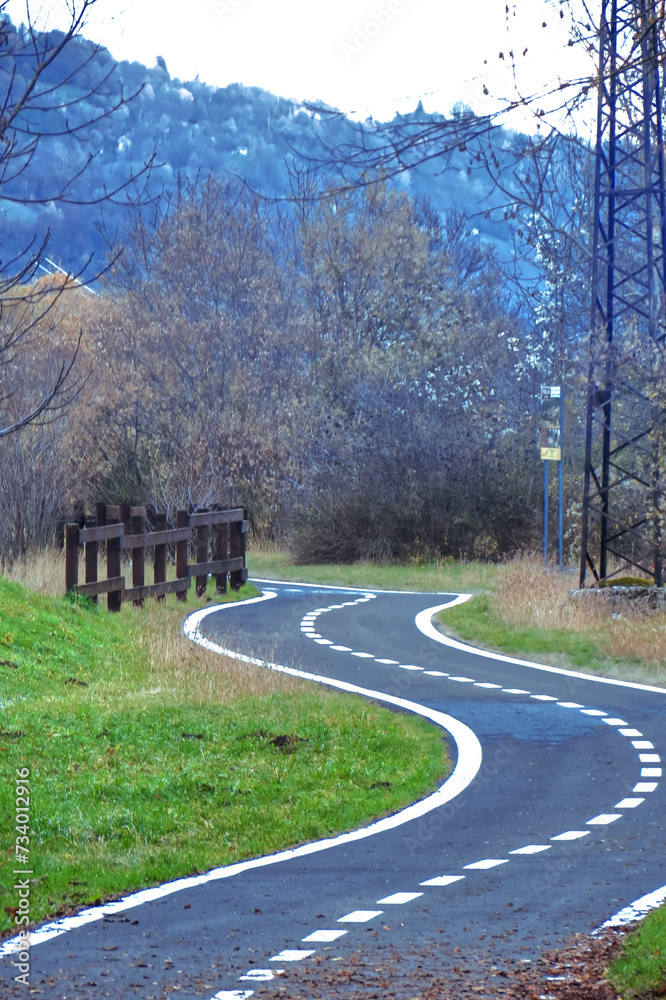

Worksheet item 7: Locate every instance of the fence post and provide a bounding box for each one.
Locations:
[176,510,189,602]
[65,524,79,593]
[153,512,167,602]
[106,506,122,613]
[83,510,98,605]
[130,507,146,609]
[229,511,246,591]
[214,516,228,595]
[195,509,209,598]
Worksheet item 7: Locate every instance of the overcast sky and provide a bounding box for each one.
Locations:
[9,0,597,127]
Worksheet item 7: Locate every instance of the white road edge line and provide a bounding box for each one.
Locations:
[415,596,666,695]
[598,883,666,928]
[1,590,483,959]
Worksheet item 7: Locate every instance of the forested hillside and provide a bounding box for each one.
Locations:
[0,15,515,276]
[0,9,596,565]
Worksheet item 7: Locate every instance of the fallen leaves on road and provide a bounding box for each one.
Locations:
[274,928,627,999]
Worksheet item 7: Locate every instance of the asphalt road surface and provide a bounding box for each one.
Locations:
[1,579,664,1000]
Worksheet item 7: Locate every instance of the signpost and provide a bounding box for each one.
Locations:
[540,386,563,568]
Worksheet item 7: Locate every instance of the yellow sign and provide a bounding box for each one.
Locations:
[539,386,561,461]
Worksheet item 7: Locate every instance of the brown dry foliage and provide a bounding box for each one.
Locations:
[134,601,302,705]
[492,553,666,679]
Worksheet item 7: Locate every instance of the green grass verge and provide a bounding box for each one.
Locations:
[436,594,616,672]
[248,548,497,593]
[607,907,666,998]
[0,575,449,937]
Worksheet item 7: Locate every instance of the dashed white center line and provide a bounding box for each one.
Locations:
[376,891,423,904]
[419,874,466,886]
[302,930,347,943]
[291,593,662,978]
[239,969,283,981]
[338,910,383,923]
[269,950,315,962]
[463,859,509,870]
[213,990,254,999]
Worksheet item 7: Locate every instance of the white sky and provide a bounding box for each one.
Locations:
[8,0,598,127]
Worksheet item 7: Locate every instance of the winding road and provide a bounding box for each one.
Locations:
[1,580,665,999]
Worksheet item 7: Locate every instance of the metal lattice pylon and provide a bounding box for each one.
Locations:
[579,0,666,587]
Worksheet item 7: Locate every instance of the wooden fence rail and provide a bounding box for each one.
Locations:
[65,505,248,610]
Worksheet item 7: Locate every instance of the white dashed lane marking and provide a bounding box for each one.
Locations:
[419,875,465,886]
[376,891,423,904]
[338,910,383,923]
[463,859,509,870]
[269,950,315,962]
[211,589,664,998]
[302,929,347,943]
[551,831,590,840]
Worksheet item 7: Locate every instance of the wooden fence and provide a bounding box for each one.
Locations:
[65,504,248,611]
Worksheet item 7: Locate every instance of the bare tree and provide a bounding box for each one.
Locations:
[0,0,153,439]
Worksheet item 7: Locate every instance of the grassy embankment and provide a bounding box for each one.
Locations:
[607,906,666,998]
[0,551,450,938]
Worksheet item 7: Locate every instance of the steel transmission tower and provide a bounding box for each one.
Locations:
[579,0,666,587]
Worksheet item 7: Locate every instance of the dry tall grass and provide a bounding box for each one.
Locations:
[1,545,66,595]
[134,603,302,705]
[493,553,666,682]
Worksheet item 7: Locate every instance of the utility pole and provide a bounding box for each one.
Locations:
[580,0,666,587]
